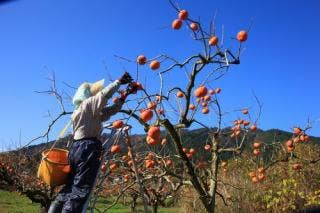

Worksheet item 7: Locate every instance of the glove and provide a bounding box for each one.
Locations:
[119,72,133,85]
[128,82,143,94]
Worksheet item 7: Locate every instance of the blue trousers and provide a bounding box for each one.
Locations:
[48,138,102,213]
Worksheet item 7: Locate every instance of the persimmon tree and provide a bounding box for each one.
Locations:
[0,152,53,212]
[18,2,251,213]
[6,1,319,213]
[105,3,251,212]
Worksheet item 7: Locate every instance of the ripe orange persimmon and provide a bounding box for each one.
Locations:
[249,171,256,178]
[202,107,209,114]
[101,164,107,173]
[204,95,211,102]
[109,163,117,171]
[253,149,261,156]
[243,120,250,126]
[148,126,160,139]
[251,176,259,183]
[301,134,310,142]
[112,120,123,129]
[292,163,302,171]
[253,142,261,149]
[189,104,196,110]
[293,137,300,143]
[242,109,248,114]
[177,91,184,98]
[209,36,218,46]
[172,19,183,30]
[131,81,143,90]
[215,88,221,93]
[190,22,198,31]
[146,136,158,145]
[250,125,257,131]
[286,140,294,148]
[166,159,173,166]
[137,55,147,65]
[186,153,193,158]
[150,60,160,70]
[194,86,208,97]
[111,145,121,153]
[209,89,215,95]
[293,127,302,135]
[178,10,188,20]
[123,174,130,182]
[140,109,153,122]
[204,144,211,151]
[146,152,154,160]
[189,148,196,155]
[145,160,155,168]
[202,102,208,107]
[237,30,248,42]
[287,146,295,152]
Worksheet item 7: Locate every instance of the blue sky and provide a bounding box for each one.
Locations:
[0,0,319,150]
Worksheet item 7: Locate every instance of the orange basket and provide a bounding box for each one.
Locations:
[37,148,71,187]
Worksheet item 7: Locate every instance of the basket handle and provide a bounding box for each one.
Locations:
[44,119,72,158]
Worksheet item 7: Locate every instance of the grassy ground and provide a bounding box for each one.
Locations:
[0,190,40,213]
[0,190,179,213]
[90,196,178,213]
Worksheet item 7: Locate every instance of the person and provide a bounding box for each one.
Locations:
[48,72,135,213]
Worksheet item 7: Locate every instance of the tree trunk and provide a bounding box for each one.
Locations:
[208,134,219,213]
[162,119,211,212]
[125,131,149,213]
[152,203,158,213]
[130,196,137,213]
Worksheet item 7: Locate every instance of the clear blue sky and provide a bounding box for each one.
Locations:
[0,0,319,150]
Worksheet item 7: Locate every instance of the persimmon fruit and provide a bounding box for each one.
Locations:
[237,30,248,42]
[209,36,218,46]
[112,120,123,129]
[178,10,188,20]
[150,60,160,70]
[137,55,147,65]
[172,19,183,30]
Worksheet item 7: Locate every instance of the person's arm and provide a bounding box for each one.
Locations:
[89,72,133,111]
[101,100,124,121]
[89,80,121,111]
[100,85,136,121]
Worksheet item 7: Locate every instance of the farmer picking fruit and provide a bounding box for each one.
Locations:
[48,72,138,213]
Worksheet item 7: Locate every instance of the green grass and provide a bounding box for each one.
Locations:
[0,190,179,213]
[89,196,179,213]
[0,190,40,213]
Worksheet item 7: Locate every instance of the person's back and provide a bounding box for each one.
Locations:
[48,72,134,213]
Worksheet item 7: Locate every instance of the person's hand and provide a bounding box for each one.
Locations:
[128,82,143,94]
[119,72,133,85]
